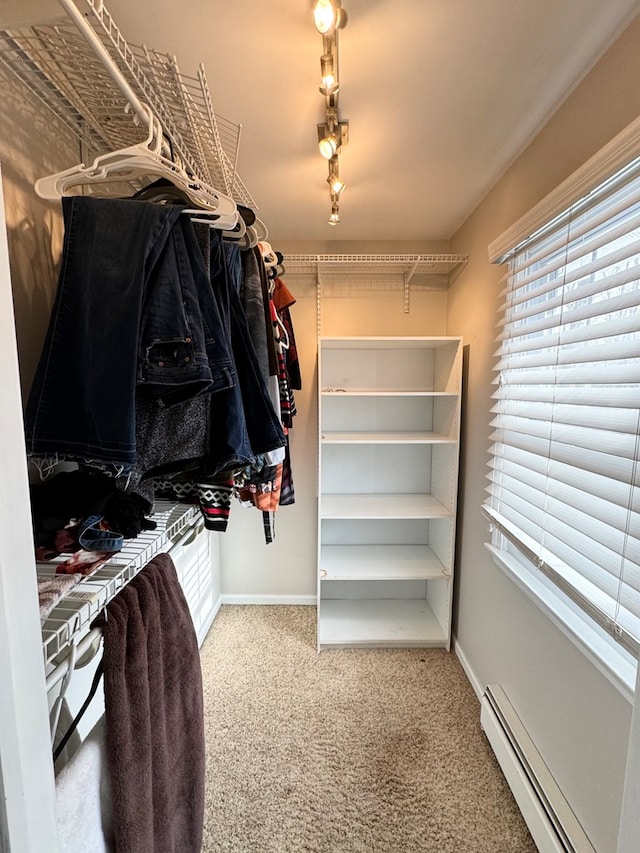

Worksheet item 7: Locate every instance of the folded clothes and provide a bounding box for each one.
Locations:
[38,573,83,618]
[56,550,112,577]
[30,470,156,549]
[78,514,123,553]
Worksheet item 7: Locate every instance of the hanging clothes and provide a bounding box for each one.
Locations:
[25,193,301,545]
[271,276,302,392]
[24,196,234,475]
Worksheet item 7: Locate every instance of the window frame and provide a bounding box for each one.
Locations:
[485,115,640,698]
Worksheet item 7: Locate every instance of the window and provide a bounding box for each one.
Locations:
[484,155,640,660]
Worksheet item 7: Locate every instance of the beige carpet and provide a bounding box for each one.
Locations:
[200,605,537,853]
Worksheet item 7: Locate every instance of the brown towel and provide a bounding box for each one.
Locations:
[99,553,205,853]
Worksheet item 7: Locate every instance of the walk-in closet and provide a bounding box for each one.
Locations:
[1,2,640,852]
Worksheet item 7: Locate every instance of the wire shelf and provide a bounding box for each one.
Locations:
[283,254,469,287]
[286,253,469,271]
[0,23,135,155]
[38,501,198,668]
[128,45,255,206]
[0,0,256,207]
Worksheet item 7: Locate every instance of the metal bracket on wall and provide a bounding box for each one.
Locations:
[403,258,420,313]
[316,258,323,336]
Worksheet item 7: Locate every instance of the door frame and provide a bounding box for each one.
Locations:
[0,166,58,852]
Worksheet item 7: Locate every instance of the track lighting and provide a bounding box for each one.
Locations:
[317,120,348,159]
[319,52,339,96]
[329,177,345,195]
[318,131,338,159]
[313,0,348,36]
[312,2,349,225]
[327,160,346,195]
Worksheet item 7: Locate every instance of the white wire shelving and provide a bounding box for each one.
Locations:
[286,255,469,319]
[284,254,469,287]
[0,0,255,207]
[38,501,198,669]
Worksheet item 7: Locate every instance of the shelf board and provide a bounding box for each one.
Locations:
[284,257,469,288]
[321,430,456,444]
[321,389,458,397]
[320,493,453,520]
[319,335,464,348]
[318,598,447,648]
[319,545,449,580]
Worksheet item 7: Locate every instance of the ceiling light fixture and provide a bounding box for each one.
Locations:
[318,129,338,160]
[327,159,346,195]
[313,0,348,36]
[319,52,339,96]
[317,112,348,160]
[312,1,349,225]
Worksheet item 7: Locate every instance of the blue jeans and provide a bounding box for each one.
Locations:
[239,246,273,385]
[203,234,285,477]
[139,211,235,403]
[78,514,124,552]
[24,197,235,473]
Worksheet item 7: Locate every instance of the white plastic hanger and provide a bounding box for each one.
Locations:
[184,208,240,232]
[253,216,268,241]
[259,241,278,268]
[241,225,259,249]
[222,215,247,240]
[35,104,237,219]
[182,209,263,250]
[275,312,290,350]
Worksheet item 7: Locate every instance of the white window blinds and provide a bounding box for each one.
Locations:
[484,155,640,657]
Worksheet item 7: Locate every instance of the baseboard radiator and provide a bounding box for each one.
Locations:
[480,685,596,853]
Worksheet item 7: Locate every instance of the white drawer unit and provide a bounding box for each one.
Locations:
[317,336,462,650]
[169,518,221,648]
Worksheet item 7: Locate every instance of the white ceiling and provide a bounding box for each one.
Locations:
[6,0,640,243]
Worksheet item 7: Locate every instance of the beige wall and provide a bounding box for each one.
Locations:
[448,13,640,851]
[0,68,76,399]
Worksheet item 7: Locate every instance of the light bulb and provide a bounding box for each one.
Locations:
[328,173,346,195]
[313,0,347,35]
[313,0,337,35]
[328,211,340,225]
[319,53,339,96]
[319,134,338,159]
[319,73,339,96]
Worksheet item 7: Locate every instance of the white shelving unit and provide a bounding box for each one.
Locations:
[317,336,463,650]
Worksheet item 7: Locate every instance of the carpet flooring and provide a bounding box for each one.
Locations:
[199,605,537,853]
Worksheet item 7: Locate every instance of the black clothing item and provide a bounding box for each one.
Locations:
[30,470,155,547]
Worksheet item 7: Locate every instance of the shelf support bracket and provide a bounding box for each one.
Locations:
[403,258,420,314]
[316,257,323,336]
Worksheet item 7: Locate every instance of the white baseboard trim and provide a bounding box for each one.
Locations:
[452,636,484,700]
[481,685,595,853]
[221,594,317,606]
[212,595,223,620]
[198,596,223,648]
[453,640,596,851]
